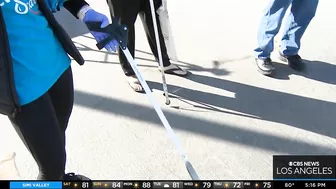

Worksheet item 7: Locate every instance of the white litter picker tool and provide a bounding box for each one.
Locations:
[157,0,179,62]
[85,0,200,180]
[148,0,170,105]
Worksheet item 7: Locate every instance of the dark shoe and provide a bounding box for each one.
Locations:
[63,172,91,181]
[279,53,305,71]
[162,64,189,77]
[255,58,275,76]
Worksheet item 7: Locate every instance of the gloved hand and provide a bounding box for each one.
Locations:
[79,6,119,52]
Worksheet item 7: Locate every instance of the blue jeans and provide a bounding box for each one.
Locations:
[254,0,319,59]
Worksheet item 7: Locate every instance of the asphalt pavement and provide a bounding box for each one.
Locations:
[0,0,335,180]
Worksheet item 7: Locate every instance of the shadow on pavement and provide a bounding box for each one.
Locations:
[55,9,230,76]
[74,90,336,155]
[146,73,336,139]
[134,49,231,76]
[55,9,336,85]
[57,7,336,139]
[273,60,336,85]
[73,39,231,76]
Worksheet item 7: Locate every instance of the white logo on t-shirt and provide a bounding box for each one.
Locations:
[0,0,10,6]
[0,0,38,15]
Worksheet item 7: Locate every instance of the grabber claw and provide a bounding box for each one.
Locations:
[85,17,128,50]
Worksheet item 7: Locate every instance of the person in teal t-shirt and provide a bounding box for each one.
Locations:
[1,0,119,180]
[4,0,72,105]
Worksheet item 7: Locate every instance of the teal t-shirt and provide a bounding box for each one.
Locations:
[1,0,71,105]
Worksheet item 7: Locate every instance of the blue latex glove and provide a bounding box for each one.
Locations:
[83,9,119,52]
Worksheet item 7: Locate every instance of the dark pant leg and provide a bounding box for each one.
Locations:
[8,67,74,180]
[48,67,74,132]
[47,66,74,172]
[9,94,65,180]
[109,0,140,76]
[139,0,171,67]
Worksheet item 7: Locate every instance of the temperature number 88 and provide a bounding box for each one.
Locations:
[142,182,151,188]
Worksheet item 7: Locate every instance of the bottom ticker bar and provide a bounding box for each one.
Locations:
[0,180,335,189]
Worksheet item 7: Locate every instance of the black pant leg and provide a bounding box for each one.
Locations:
[8,93,65,180]
[139,0,171,66]
[109,0,141,76]
[47,66,74,172]
[48,66,74,132]
[8,67,75,180]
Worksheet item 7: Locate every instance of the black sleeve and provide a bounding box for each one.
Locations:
[63,0,89,19]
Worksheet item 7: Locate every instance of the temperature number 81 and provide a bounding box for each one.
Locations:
[173,182,180,188]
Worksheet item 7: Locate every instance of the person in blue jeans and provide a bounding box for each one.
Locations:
[254,0,319,76]
[0,0,119,180]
